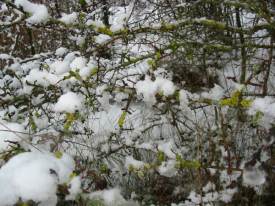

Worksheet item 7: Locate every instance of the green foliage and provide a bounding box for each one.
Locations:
[175,155,200,169]
[199,19,226,30]
[99,163,109,174]
[54,151,63,159]
[118,111,127,128]
[90,67,98,76]
[88,199,105,206]
[97,27,113,36]
[64,70,82,81]
[219,90,252,108]
[64,113,79,132]
[79,0,86,6]
[29,116,37,132]
[157,151,165,164]
[251,111,264,126]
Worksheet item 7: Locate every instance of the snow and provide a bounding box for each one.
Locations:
[201,84,224,100]
[243,166,266,187]
[0,152,75,206]
[59,12,78,24]
[50,60,70,75]
[24,69,59,87]
[89,188,137,206]
[155,77,176,96]
[135,76,158,105]
[109,3,134,32]
[79,66,94,79]
[248,96,275,128]
[86,20,105,28]
[158,160,177,177]
[0,122,27,152]
[0,53,12,60]
[220,188,238,203]
[54,92,83,113]
[0,3,8,12]
[135,76,176,105]
[14,0,49,24]
[95,34,112,44]
[125,156,145,169]
[158,140,176,158]
[55,47,68,56]
[70,57,87,71]
[66,176,81,200]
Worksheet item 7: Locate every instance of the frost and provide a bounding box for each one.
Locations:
[59,12,78,24]
[15,0,49,24]
[54,92,83,113]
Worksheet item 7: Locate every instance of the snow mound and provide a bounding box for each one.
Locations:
[0,152,76,206]
[54,92,83,113]
[59,12,78,24]
[15,0,49,24]
[89,188,138,206]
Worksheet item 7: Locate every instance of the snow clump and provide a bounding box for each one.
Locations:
[54,92,83,113]
[15,0,49,24]
[59,12,78,24]
[0,152,77,206]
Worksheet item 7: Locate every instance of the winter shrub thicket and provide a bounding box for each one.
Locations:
[1,0,275,205]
